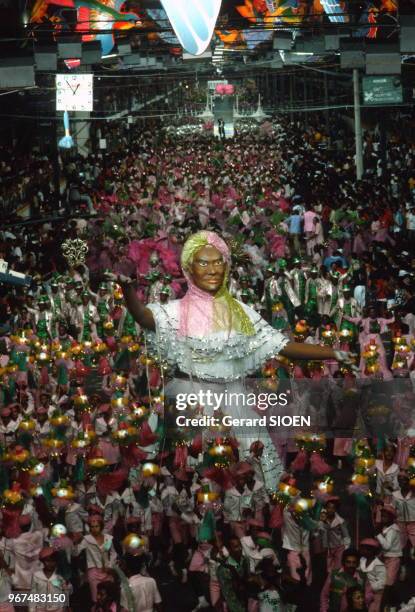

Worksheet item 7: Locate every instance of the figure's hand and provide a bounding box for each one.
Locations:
[105,257,136,286]
[113,256,136,278]
[106,271,133,286]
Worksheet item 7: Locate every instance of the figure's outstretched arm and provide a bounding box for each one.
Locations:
[281,342,341,362]
[110,274,155,331]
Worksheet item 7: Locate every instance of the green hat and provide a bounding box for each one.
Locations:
[82,291,90,298]
[278,258,287,269]
[197,510,215,542]
[99,283,107,290]
[160,286,170,295]
[292,257,301,265]
[241,288,251,297]
[38,295,50,304]
[310,266,319,274]
[164,274,172,282]
[113,349,130,372]
[266,265,275,273]
[343,284,351,292]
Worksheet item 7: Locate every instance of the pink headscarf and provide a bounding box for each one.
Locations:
[178,231,254,338]
[179,232,230,337]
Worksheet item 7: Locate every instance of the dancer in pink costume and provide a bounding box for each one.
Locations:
[73,515,117,603]
[344,306,394,380]
[392,471,415,550]
[358,539,386,612]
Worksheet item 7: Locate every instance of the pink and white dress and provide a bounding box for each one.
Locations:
[345,317,394,380]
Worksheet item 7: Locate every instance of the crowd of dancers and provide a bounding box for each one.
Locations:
[0,113,415,611]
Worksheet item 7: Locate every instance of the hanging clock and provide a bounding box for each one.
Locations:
[56,74,93,112]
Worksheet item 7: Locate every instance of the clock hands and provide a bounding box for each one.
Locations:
[64,80,81,97]
[65,78,75,95]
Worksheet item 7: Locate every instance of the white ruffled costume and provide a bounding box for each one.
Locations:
[145,299,288,490]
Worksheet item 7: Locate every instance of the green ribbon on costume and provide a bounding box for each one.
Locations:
[154,420,166,439]
[353,493,371,517]
[8,378,16,399]
[16,352,28,372]
[376,433,386,455]
[0,464,9,494]
[114,349,130,370]
[41,482,53,507]
[312,500,323,520]
[134,486,150,509]
[57,365,69,386]
[82,353,93,367]
[16,432,32,450]
[82,310,91,342]
[27,370,36,389]
[197,509,216,542]
[297,513,318,531]
[74,456,85,484]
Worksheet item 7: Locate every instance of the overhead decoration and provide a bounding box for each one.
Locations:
[320,0,346,23]
[58,111,74,149]
[30,0,141,56]
[159,0,222,55]
[29,0,399,57]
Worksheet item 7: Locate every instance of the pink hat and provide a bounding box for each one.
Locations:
[39,547,56,560]
[360,538,380,549]
[0,408,11,417]
[99,404,110,413]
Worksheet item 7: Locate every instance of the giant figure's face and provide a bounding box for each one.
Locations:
[189,245,226,295]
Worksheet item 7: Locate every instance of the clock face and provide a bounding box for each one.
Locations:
[56,74,93,112]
